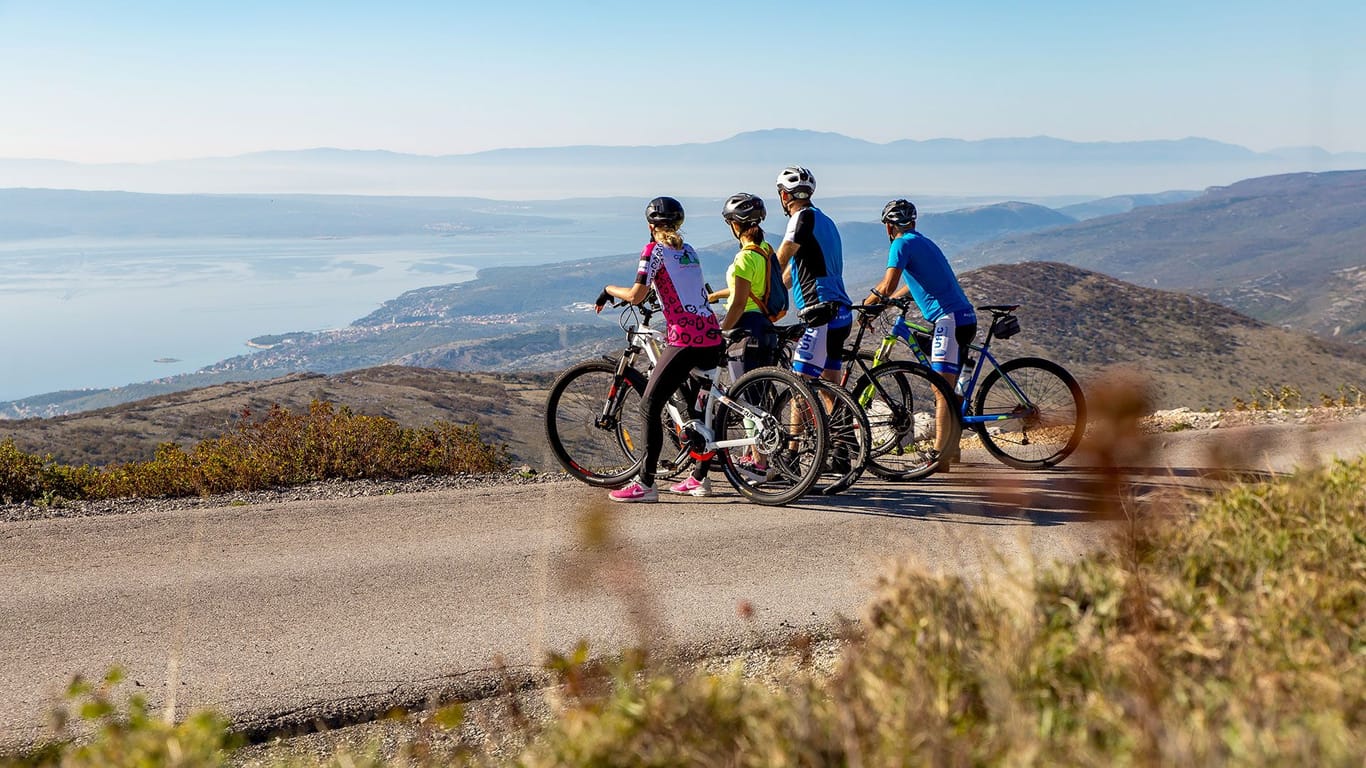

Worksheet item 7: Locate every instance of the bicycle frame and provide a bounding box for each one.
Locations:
[607,300,770,457]
[866,301,1038,426]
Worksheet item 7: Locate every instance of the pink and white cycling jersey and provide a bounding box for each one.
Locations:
[634,242,722,348]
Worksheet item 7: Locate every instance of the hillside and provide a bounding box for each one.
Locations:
[0,366,558,470]
[6,264,1365,471]
[938,262,1366,408]
[964,170,1366,344]
[1057,190,1200,219]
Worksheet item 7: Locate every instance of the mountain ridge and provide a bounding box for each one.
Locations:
[961,170,1366,344]
[5,130,1364,198]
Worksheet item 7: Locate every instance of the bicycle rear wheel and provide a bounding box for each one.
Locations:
[972,357,1085,469]
[850,361,959,481]
[716,368,827,506]
[544,358,647,487]
[805,378,869,495]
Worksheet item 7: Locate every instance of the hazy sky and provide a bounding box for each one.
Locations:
[2,0,1363,162]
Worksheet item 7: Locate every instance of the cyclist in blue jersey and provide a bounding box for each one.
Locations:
[863,198,976,470]
[773,165,853,385]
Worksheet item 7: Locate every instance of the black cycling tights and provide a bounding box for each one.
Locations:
[638,344,719,487]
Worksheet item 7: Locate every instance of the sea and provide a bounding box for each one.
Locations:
[0,230,674,402]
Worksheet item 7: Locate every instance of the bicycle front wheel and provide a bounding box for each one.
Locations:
[717,367,827,506]
[805,378,869,496]
[850,361,960,481]
[544,358,647,487]
[972,357,1086,469]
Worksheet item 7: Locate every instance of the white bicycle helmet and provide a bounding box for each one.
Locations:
[775,165,815,199]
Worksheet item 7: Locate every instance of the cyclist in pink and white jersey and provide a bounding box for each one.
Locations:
[595,196,723,503]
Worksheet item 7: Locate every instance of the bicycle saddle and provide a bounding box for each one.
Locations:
[775,324,809,344]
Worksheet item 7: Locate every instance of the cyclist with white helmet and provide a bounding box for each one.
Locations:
[670,192,784,496]
[864,198,976,471]
[773,165,853,385]
[595,196,723,502]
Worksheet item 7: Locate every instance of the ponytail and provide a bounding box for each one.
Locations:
[652,224,684,249]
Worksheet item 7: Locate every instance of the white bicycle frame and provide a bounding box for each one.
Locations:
[621,305,775,456]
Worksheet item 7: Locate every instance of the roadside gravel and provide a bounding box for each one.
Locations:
[0,470,573,524]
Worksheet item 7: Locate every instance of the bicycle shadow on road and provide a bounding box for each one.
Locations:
[784,463,1272,527]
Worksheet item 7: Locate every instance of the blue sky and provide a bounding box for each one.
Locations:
[2,0,1363,162]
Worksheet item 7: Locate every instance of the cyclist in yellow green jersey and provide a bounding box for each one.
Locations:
[671,193,786,495]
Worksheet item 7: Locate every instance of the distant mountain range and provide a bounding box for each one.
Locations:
[0,189,567,239]
[0,188,1074,242]
[4,129,1363,198]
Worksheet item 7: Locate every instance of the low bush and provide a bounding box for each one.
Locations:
[10,668,237,768]
[0,401,510,504]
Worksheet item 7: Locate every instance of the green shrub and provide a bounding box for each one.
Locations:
[7,668,237,768]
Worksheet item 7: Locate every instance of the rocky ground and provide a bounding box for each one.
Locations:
[1139,404,1366,432]
[0,469,564,524]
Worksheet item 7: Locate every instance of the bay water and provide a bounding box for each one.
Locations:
[0,231,645,402]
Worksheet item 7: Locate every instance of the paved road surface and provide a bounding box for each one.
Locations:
[2,416,1362,750]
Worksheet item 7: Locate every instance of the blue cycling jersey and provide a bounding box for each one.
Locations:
[887,231,972,323]
[783,205,851,324]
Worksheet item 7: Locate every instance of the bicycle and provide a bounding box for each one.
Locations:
[766,322,871,496]
[544,295,829,505]
[701,286,871,497]
[819,304,963,482]
[862,296,1086,469]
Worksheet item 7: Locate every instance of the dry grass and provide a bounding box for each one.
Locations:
[0,401,509,504]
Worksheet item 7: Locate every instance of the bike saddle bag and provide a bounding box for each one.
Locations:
[992,315,1020,339]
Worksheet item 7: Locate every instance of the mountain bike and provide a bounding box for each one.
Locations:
[701,283,872,497]
[544,295,828,505]
[767,323,871,496]
[822,305,963,482]
[862,296,1086,469]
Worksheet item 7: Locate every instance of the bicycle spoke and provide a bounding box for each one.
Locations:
[545,361,645,486]
[974,358,1085,469]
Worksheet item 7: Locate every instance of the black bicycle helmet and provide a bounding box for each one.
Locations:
[645,196,685,226]
[880,198,918,228]
[775,165,815,198]
[721,192,766,226]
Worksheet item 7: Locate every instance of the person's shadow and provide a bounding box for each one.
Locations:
[783,463,1277,527]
